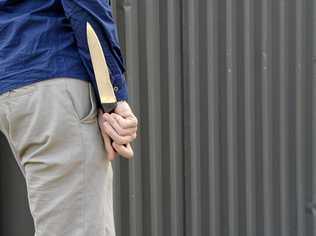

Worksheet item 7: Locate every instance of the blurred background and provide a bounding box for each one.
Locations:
[1,0,316,235]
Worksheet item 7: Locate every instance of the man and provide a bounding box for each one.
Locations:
[0,0,138,235]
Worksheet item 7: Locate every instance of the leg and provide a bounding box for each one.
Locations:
[2,78,115,236]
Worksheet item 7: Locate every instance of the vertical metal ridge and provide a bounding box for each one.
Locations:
[113,3,131,236]
[207,0,220,235]
[136,0,153,234]
[244,0,256,235]
[261,0,274,235]
[121,0,144,235]
[182,0,201,235]
[181,1,190,235]
[313,0,316,232]
[144,1,163,235]
[313,0,316,234]
[295,0,307,235]
[279,0,290,235]
[186,0,201,235]
[226,0,239,235]
[166,0,184,235]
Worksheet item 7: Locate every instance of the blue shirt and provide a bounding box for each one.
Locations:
[0,0,128,103]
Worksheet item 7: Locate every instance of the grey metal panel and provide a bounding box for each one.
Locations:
[313,1,316,235]
[279,1,290,236]
[207,1,221,236]
[296,0,306,235]
[244,1,256,236]
[112,0,315,236]
[112,1,184,236]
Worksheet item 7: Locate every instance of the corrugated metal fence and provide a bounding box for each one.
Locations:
[111,0,316,236]
[0,0,315,236]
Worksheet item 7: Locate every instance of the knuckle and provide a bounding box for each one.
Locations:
[118,119,125,128]
[104,124,110,131]
[107,118,113,125]
[124,130,131,136]
[116,138,125,145]
[118,127,126,136]
[110,118,116,126]
[102,124,108,130]
[121,120,127,128]
[102,126,107,134]
[112,136,119,143]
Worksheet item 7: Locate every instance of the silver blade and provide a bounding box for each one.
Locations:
[86,22,117,105]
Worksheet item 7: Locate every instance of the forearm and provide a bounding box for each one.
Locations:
[61,0,128,101]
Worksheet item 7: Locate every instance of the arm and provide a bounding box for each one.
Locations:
[61,0,128,102]
[61,1,137,160]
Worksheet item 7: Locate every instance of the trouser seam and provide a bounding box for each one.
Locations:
[78,122,87,234]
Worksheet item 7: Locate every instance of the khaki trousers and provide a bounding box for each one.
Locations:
[0,78,115,236]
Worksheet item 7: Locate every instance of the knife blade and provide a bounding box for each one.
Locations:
[86,21,117,113]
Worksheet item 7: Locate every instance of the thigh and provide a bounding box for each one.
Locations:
[6,78,115,236]
[0,91,10,137]
[0,89,28,174]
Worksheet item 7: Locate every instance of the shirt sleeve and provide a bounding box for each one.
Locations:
[61,0,128,102]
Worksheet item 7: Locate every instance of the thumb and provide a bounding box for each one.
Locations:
[102,127,117,161]
[98,109,117,161]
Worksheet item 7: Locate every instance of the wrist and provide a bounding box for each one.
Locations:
[117,100,127,104]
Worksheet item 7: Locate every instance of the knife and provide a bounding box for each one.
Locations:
[86,21,117,113]
[87,21,128,149]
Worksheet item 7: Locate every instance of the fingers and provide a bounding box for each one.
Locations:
[112,142,134,159]
[103,113,137,136]
[103,121,136,145]
[103,112,138,129]
[98,107,137,161]
[101,112,138,145]
[98,110,117,161]
[102,131,117,161]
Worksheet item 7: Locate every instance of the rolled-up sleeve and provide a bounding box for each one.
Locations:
[61,0,128,101]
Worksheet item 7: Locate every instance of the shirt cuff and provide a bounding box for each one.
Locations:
[111,73,129,101]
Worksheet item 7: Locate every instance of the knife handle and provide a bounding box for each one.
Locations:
[101,103,117,113]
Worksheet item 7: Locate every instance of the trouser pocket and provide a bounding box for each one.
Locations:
[64,79,97,124]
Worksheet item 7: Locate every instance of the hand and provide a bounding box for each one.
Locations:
[101,101,138,145]
[98,101,138,160]
[98,110,134,160]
